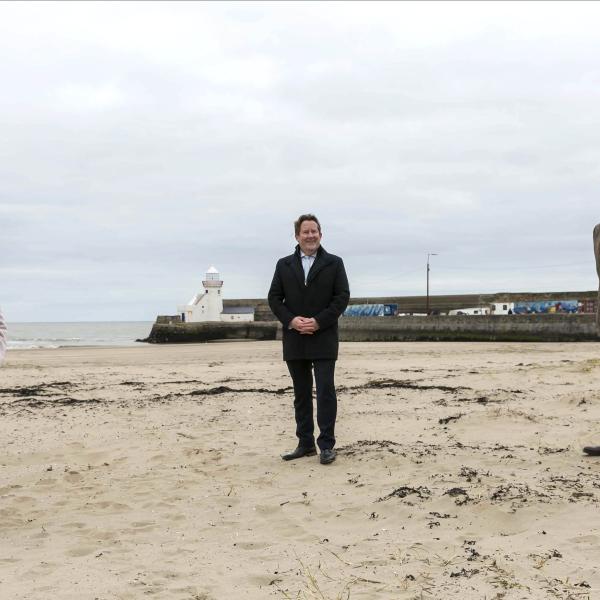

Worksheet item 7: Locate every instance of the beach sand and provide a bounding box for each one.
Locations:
[1,340,599,599]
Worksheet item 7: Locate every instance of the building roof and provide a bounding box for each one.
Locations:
[221,306,254,314]
[206,266,219,274]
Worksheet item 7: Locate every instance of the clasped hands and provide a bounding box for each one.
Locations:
[290,316,320,335]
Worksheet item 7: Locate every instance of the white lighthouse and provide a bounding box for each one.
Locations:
[177,266,224,322]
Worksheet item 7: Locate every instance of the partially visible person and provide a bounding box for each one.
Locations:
[595,223,600,331]
[583,223,600,456]
[0,307,6,365]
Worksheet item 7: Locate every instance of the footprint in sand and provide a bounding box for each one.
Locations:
[61,521,88,530]
[131,520,157,528]
[65,545,98,557]
[569,534,599,544]
[34,477,56,487]
[85,500,130,512]
[150,453,169,462]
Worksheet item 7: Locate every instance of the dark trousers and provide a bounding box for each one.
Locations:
[286,359,337,451]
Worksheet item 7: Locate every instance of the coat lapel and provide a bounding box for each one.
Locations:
[286,247,306,288]
[306,247,332,285]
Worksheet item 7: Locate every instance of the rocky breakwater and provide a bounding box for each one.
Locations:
[338,313,599,342]
[142,321,280,344]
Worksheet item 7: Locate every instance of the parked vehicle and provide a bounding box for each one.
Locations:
[344,303,398,317]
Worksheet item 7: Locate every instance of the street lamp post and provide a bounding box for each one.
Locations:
[426,253,438,315]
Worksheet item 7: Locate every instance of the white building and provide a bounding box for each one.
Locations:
[177,266,254,323]
[221,306,255,322]
[449,306,491,316]
[490,302,515,315]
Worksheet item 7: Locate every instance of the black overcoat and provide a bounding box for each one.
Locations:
[268,245,350,361]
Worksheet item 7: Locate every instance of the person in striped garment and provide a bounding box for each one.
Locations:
[0,307,6,365]
[583,224,600,456]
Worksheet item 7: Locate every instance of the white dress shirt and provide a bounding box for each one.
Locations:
[300,250,316,284]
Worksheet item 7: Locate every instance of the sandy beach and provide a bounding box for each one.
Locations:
[1,340,600,599]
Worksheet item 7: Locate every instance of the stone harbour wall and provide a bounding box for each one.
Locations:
[338,314,599,342]
[143,321,279,344]
[142,314,599,344]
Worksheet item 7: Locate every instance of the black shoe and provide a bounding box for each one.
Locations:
[583,446,600,456]
[320,448,336,465]
[282,446,317,461]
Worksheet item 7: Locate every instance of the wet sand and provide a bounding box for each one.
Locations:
[1,341,599,599]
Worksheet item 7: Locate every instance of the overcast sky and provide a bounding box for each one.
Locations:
[2,1,600,322]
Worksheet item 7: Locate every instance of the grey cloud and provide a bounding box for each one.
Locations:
[1,2,600,320]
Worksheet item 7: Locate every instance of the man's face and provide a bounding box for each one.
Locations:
[295,220,322,256]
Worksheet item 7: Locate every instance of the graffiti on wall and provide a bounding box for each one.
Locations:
[513,300,578,314]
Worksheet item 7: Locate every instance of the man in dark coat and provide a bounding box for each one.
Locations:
[268,214,350,464]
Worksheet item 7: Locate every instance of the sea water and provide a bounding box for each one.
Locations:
[5,322,154,349]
